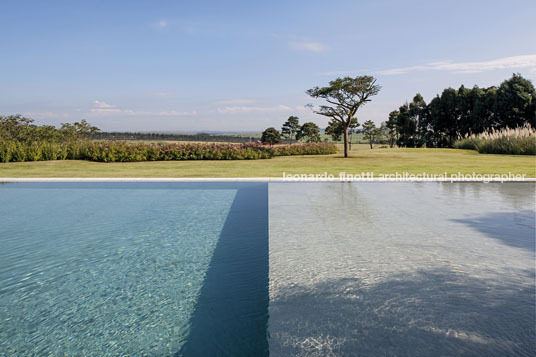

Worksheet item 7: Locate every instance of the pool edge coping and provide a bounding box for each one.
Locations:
[1,177,535,182]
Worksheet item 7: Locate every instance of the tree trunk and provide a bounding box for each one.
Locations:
[369,139,373,149]
[343,127,349,158]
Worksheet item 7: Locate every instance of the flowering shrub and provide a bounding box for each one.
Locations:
[81,142,274,162]
[0,141,338,163]
[271,143,338,156]
[454,125,536,155]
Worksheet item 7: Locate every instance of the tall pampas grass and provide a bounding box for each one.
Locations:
[454,125,536,155]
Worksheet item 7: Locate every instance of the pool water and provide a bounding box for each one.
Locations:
[269,182,535,356]
[1,182,534,356]
[0,182,269,356]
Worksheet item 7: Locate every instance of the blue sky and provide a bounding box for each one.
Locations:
[1,0,535,132]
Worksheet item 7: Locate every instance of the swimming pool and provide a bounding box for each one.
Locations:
[0,182,534,356]
[0,182,269,355]
[269,182,535,356]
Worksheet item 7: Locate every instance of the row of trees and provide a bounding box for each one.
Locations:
[261,117,321,145]
[323,118,383,149]
[0,115,100,143]
[0,116,261,144]
[262,115,385,149]
[385,74,536,148]
[91,131,257,143]
[263,75,383,152]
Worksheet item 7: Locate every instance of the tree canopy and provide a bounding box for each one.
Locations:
[383,73,536,148]
[260,127,281,145]
[325,117,358,141]
[495,73,536,128]
[297,122,321,143]
[0,115,100,143]
[307,76,381,157]
[361,120,380,149]
[281,116,300,144]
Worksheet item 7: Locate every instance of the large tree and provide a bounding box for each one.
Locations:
[388,74,535,148]
[384,111,399,148]
[395,103,418,147]
[260,127,281,146]
[297,122,321,142]
[361,120,379,149]
[281,116,300,144]
[0,114,34,141]
[307,76,381,157]
[495,73,536,127]
[60,119,100,140]
[409,93,427,146]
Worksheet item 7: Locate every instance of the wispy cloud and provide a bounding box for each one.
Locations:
[378,54,536,75]
[217,105,292,114]
[89,100,196,117]
[322,55,536,77]
[289,41,328,53]
[93,100,114,109]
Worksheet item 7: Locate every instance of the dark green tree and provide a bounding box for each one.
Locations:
[325,119,344,141]
[388,74,535,148]
[347,118,360,150]
[325,117,358,141]
[478,86,499,129]
[260,127,281,145]
[379,122,390,145]
[495,73,536,127]
[281,116,300,144]
[75,119,100,137]
[409,93,427,146]
[297,122,321,142]
[465,85,487,133]
[384,110,399,148]
[361,120,380,149]
[307,76,381,157]
[435,88,460,147]
[395,103,418,147]
[455,85,489,136]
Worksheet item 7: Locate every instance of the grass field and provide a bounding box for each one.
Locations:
[1,147,534,178]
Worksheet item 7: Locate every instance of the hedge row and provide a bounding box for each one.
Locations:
[272,143,338,156]
[0,141,338,163]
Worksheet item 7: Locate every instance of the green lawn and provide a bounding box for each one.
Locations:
[1,147,534,178]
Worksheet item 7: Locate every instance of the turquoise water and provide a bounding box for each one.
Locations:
[0,182,269,356]
[2,182,534,356]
